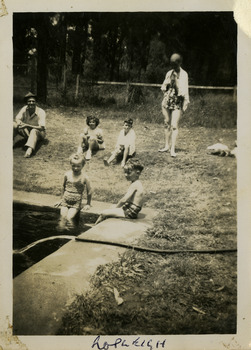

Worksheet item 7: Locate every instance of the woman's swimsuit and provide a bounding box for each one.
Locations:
[162,71,184,110]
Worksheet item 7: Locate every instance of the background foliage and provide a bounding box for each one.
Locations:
[13,12,237,103]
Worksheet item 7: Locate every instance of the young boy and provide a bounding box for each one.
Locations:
[55,153,92,230]
[95,158,144,224]
[103,118,135,167]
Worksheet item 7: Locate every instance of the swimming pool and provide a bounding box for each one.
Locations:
[13,202,96,277]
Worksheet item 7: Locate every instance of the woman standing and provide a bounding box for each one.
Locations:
[159,53,189,157]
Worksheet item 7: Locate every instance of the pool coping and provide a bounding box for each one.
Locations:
[13,189,158,224]
[13,190,159,335]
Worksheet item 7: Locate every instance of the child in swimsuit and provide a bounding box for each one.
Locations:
[95,158,144,224]
[56,153,92,230]
[78,115,105,160]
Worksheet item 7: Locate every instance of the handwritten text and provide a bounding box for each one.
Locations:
[92,336,166,350]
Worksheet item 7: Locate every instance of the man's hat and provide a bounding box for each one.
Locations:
[24,92,37,103]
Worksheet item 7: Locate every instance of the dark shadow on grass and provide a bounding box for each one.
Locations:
[85,148,105,161]
[32,138,50,156]
[13,137,50,157]
[13,138,26,149]
[175,147,188,153]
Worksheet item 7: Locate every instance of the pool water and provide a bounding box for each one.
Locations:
[13,203,96,278]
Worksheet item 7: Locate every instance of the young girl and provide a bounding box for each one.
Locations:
[159,53,189,157]
[77,116,105,160]
[95,158,144,224]
[103,118,136,167]
[56,153,92,230]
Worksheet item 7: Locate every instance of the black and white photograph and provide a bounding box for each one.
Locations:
[0,0,251,349]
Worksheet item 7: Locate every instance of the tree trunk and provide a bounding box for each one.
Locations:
[36,15,48,103]
[30,55,37,93]
[72,24,83,75]
[60,14,67,97]
[62,63,67,97]
[75,74,80,101]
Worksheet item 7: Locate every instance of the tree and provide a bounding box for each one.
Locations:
[13,11,237,105]
[36,14,50,103]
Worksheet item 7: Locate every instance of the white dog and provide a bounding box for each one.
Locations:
[207,140,237,157]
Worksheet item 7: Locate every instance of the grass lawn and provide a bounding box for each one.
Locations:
[13,105,237,335]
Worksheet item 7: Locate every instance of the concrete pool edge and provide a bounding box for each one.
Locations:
[13,189,158,224]
[13,190,159,335]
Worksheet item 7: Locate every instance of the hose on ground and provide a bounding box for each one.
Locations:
[75,237,237,255]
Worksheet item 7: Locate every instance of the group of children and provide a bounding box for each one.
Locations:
[14,52,189,230]
[56,116,144,230]
[14,53,188,229]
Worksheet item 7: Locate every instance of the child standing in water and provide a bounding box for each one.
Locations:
[56,153,92,230]
[95,158,144,224]
[78,116,105,160]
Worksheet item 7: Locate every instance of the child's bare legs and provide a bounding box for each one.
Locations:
[66,208,79,228]
[78,135,99,160]
[104,147,123,166]
[121,145,129,167]
[78,134,88,153]
[58,207,79,230]
[170,109,181,157]
[95,208,125,225]
[57,206,68,230]
[159,107,171,152]
[104,151,116,165]
[86,137,99,160]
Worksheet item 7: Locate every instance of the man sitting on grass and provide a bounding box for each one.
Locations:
[13,92,46,158]
[95,158,144,224]
[103,118,136,168]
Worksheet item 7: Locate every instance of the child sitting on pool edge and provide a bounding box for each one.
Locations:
[78,115,105,160]
[103,118,135,167]
[95,158,144,225]
[55,153,92,230]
